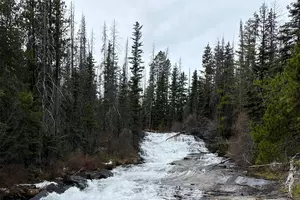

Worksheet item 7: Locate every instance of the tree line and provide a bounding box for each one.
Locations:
[0,0,145,169]
[0,0,300,175]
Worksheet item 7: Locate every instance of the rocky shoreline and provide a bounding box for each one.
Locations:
[0,132,146,200]
[0,131,292,200]
[0,168,113,200]
[0,156,145,200]
[164,151,289,200]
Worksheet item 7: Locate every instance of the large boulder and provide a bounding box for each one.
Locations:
[30,183,70,200]
[85,169,113,180]
[63,175,88,190]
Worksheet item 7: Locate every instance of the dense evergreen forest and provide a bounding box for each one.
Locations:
[0,0,300,184]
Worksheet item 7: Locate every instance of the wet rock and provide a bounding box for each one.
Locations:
[173,194,182,199]
[30,183,70,200]
[63,175,88,190]
[234,176,274,189]
[86,169,113,180]
[78,169,113,180]
[44,183,69,194]
[30,190,48,200]
[104,164,114,170]
[0,185,41,200]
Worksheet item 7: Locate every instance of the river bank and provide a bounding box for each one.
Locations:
[165,152,289,199]
[0,153,142,200]
[0,132,294,200]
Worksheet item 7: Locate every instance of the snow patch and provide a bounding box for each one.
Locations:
[103,160,113,165]
[35,181,58,188]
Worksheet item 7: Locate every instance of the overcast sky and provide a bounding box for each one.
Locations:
[68,0,293,74]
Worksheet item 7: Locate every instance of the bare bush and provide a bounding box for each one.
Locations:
[66,150,104,171]
[228,112,253,166]
[109,128,136,159]
[0,164,29,187]
[171,121,183,132]
[184,114,198,133]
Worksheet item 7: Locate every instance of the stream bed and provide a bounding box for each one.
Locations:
[41,132,286,200]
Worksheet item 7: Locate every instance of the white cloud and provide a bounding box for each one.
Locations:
[69,0,293,73]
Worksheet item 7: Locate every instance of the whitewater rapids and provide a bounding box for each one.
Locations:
[42,132,221,200]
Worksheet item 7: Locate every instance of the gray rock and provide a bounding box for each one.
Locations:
[29,190,49,200]
[63,175,88,190]
[30,183,71,200]
[86,169,113,180]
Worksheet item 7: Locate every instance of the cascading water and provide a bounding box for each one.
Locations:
[42,132,220,200]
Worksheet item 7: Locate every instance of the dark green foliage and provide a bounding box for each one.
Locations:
[1,0,300,177]
[177,72,188,122]
[153,51,171,129]
[188,70,199,115]
[169,64,180,124]
[129,21,144,146]
[202,44,215,119]
[252,44,300,164]
[218,43,235,138]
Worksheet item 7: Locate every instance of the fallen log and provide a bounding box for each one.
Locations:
[166,132,186,141]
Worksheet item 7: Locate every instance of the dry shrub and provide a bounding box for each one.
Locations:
[66,151,104,171]
[108,128,137,159]
[0,164,29,187]
[117,128,136,158]
[171,121,183,132]
[184,114,198,133]
[228,112,253,166]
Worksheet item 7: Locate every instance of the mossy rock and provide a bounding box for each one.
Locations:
[293,183,300,199]
[249,168,286,181]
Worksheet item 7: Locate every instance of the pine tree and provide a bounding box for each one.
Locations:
[144,44,156,129]
[103,42,118,134]
[236,20,248,112]
[257,3,269,80]
[266,7,279,74]
[169,63,180,124]
[218,42,235,138]
[288,0,300,42]
[83,51,97,154]
[0,0,31,164]
[177,72,188,122]
[79,15,87,71]
[188,70,198,115]
[278,22,293,69]
[278,1,300,70]
[243,13,262,121]
[202,44,215,119]
[153,51,170,129]
[213,39,225,121]
[196,76,205,117]
[252,43,300,164]
[118,38,130,129]
[129,22,144,145]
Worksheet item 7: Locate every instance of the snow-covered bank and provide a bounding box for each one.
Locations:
[41,132,219,200]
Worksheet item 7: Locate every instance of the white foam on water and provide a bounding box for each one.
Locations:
[42,132,218,200]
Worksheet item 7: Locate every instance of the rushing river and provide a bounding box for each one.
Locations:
[42,132,220,200]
